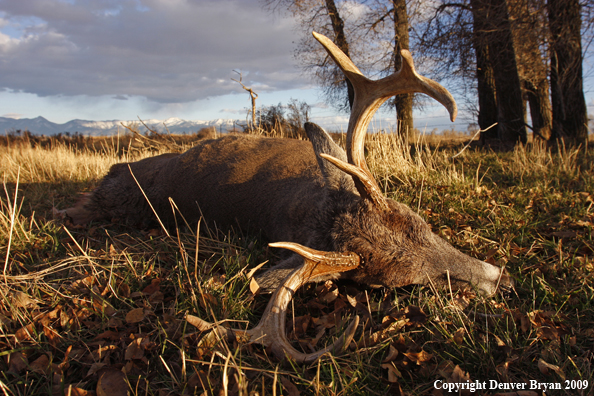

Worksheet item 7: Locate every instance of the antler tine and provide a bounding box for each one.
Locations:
[312,31,458,208]
[193,242,360,364]
[243,242,360,363]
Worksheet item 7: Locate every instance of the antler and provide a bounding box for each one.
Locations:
[192,242,360,364]
[312,32,458,209]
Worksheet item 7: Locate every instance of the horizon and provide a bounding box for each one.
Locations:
[1,0,593,135]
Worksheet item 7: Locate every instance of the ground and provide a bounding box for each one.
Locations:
[0,129,592,395]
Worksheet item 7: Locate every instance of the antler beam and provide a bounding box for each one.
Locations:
[312,31,458,209]
[192,242,360,364]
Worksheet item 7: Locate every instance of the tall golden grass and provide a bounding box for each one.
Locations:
[0,127,592,395]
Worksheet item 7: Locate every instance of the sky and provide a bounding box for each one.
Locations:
[0,0,592,133]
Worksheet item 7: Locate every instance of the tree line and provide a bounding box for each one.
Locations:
[264,0,590,147]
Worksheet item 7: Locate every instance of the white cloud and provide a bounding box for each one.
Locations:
[0,0,304,104]
[2,112,22,119]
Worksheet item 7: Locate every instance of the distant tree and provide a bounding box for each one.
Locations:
[286,98,311,133]
[255,99,310,139]
[232,71,259,129]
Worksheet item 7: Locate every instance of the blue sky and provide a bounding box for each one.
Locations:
[0,0,591,133]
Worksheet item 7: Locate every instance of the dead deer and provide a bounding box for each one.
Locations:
[60,32,512,362]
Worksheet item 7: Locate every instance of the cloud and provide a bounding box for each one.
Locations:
[2,112,22,119]
[219,108,244,114]
[0,0,304,104]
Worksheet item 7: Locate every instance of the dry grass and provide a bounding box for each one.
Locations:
[0,127,593,395]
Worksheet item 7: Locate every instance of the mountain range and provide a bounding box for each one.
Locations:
[0,116,241,136]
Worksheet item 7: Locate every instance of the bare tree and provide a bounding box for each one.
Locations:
[392,0,414,137]
[325,0,355,109]
[364,0,415,137]
[265,0,417,136]
[508,0,553,141]
[471,0,499,140]
[548,0,589,145]
[418,0,537,144]
[473,0,528,144]
[232,71,259,130]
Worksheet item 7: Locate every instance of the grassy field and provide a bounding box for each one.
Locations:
[0,128,593,396]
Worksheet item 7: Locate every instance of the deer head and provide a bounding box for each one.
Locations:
[208,32,512,364]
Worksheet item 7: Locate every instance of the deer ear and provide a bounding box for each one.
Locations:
[305,122,355,191]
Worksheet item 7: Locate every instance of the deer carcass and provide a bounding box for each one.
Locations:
[60,32,512,362]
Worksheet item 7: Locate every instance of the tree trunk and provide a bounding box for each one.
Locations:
[470,0,499,141]
[489,0,528,144]
[392,0,414,139]
[548,0,588,146]
[508,0,552,141]
[471,0,527,145]
[325,0,355,110]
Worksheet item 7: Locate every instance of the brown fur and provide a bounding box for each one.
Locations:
[63,125,512,295]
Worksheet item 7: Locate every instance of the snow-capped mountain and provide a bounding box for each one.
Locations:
[0,116,241,136]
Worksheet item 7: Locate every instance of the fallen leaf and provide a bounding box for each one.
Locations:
[381,362,402,383]
[359,319,407,348]
[187,315,215,332]
[30,354,51,375]
[319,287,339,304]
[142,278,161,295]
[280,376,300,396]
[108,317,124,328]
[125,308,146,324]
[87,362,107,377]
[43,325,61,347]
[118,283,131,298]
[246,260,268,280]
[536,326,559,341]
[125,337,145,360]
[453,328,465,345]
[96,369,128,396]
[0,312,12,328]
[11,291,39,309]
[95,330,121,341]
[199,293,218,310]
[494,334,507,347]
[403,350,433,365]
[15,323,35,342]
[400,305,427,325]
[8,352,28,373]
[205,274,226,290]
[148,291,164,303]
[537,358,566,380]
[92,298,117,317]
[69,276,96,293]
[452,364,470,380]
[382,345,399,363]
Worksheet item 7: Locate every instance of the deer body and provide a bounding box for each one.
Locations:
[62,32,513,362]
[65,126,508,295]
[75,135,328,238]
